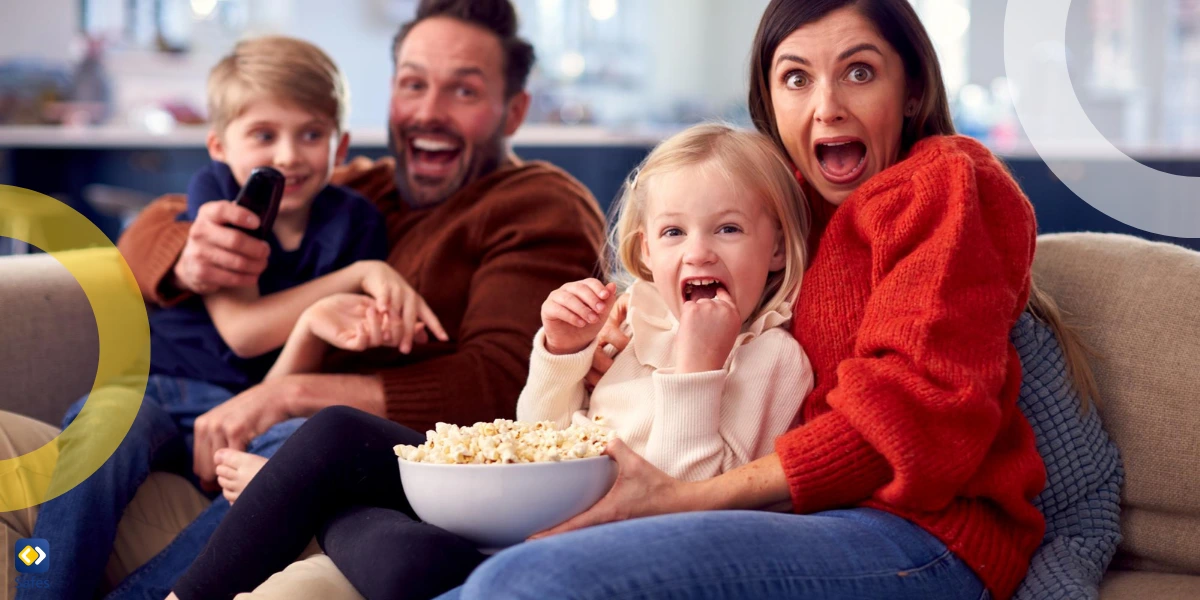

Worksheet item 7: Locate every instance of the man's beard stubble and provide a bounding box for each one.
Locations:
[389,118,509,208]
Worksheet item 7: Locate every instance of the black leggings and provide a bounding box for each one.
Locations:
[174,406,486,600]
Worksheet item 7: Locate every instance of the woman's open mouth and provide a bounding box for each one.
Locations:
[815,138,867,185]
[407,136,463,180]
[681,278,726,303]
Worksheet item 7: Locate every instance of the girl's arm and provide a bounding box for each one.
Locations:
[644,329,812,481]
[515,329,596,429]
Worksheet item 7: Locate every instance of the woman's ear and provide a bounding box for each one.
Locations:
[768,228,787,272]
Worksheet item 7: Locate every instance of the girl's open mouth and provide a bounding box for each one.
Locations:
[681,278,726,302]
[815,139,867,185]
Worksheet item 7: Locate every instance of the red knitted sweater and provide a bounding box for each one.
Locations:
[780,135,1047,600]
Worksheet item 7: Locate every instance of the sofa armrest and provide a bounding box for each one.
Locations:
[0,252,110,425]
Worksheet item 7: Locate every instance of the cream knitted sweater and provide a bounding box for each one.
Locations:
[517,280,813,481]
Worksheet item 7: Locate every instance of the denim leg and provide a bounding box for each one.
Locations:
[20,377,226,600]
[438,508,989,600]
[104,418,307,600]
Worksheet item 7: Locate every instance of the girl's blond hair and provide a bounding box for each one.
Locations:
[207,36,349,134]
[605,123,811,322]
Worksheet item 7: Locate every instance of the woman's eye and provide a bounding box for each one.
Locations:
[848,65,874,83]
[785,71,808,89]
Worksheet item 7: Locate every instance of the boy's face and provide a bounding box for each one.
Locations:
[388,16,530,207]
[207,98,350,217]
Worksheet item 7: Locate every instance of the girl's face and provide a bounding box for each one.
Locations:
[639,165,786,323]
[769,7,913,206]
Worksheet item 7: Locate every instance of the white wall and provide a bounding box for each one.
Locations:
[0,0,79,63]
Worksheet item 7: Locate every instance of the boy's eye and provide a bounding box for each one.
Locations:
[301,129,326,142]
[251,130,275,143]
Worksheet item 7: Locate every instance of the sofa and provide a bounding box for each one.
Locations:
[1,232,1198,598]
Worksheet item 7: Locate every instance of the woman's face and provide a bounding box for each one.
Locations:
[770,7,914,206]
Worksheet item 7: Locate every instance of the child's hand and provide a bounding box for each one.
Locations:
[302,293,427,352]
[675,288,741,374]
[357,260,448,353]
[541,279,617,355]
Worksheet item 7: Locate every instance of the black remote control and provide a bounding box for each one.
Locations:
[232,166,285,239]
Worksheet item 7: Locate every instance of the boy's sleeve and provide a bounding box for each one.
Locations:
[182,162,239,222]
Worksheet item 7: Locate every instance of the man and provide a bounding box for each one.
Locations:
[0,0,605,597]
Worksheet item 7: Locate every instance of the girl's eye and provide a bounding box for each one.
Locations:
[662,227,683,238]
[848,65,874,83]
[718,225,742,234]
[784,71,808,89]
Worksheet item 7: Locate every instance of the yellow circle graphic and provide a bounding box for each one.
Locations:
[0,185,149,511]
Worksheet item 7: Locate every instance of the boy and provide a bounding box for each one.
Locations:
[26,36,437,600]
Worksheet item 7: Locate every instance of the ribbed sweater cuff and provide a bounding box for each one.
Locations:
[775,411,892,514]
[139,221,191,307]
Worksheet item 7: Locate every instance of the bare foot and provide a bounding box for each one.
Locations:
[214,449,268,504]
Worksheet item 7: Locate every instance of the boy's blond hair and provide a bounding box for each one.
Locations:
[207,36,349,134]
[606,123,811,322]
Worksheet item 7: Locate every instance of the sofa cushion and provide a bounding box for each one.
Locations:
[1032,233,1200,574]
[1099,570,1200,600]
[1012,313,1123,600]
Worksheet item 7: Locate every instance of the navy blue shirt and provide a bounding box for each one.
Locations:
[148,161,389,392]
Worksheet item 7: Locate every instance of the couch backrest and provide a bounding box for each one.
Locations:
[0,251,120,425]
[1032,232,1200,575]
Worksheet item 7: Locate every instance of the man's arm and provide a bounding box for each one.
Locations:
[118,196,268,306]
[364,170,605,432]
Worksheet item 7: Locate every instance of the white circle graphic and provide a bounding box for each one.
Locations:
[1004,0,1200,238]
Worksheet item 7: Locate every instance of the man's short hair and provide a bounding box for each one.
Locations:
[392,0,536,99]
[207,35,350,133]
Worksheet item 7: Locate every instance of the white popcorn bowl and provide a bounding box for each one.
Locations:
[398,455,617,551]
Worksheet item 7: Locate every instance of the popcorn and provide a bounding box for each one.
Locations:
[395,419,615,465]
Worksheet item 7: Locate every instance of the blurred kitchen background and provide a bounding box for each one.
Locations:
[1,0,1198,254]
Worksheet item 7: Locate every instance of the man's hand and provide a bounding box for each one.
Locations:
[192,379,292,491]
[174,201,270,295]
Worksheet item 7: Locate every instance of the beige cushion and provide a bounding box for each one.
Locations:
[1033,233,1200,575]
[0,253,101,424]
[1100,570,1200,600]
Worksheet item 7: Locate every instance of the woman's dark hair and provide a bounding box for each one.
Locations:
[748,0,955,156]
[392,0,535,99]
[747,0,1101,408]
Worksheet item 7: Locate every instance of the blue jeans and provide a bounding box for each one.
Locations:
[437,508,989,600]
[23,375,305,600]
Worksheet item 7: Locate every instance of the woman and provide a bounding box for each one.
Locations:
[435,1,1098,599]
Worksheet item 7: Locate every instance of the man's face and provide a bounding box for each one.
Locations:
[389,17,528,207]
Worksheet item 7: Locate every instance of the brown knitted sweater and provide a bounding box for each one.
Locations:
[117,156,606,432]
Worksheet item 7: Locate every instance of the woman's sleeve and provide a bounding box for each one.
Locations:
[775,147,1037,515]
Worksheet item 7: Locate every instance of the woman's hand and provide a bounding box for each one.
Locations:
[356,261,448,353]
[541,279,617,355]
[585,292,632,388]
[304,293,425,352]
[529,439,706,539]
[675,288,741,373]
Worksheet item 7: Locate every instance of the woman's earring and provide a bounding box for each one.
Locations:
[905,101,918,117]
